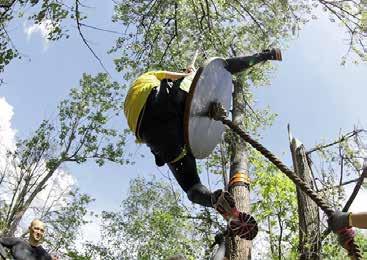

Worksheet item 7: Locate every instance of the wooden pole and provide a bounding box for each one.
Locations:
[289,127,321,260]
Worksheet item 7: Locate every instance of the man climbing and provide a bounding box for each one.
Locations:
[124,49,282,240]
[328,211,367,250]
[0,219,56,260]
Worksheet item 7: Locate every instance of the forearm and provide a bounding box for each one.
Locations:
[0,237,17,247]
[350,212,367,229]
[163,71,190,81]
[0,244,7,259]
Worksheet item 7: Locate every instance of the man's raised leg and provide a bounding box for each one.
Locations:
[225,48,282,74]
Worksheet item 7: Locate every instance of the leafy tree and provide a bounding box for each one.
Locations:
[42,190,94,258]
[110,1,367,258]
[0,72,128,236]
[0,0,75,73]
[251,152,299,260]
[92,176,218,260]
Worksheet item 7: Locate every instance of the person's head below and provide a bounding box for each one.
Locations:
[28,219,45,246]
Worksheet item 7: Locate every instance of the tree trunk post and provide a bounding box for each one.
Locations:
[289,130,321,260]
[227,80,252,259]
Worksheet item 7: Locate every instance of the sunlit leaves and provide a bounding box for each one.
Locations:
[250,151,299,258]
[111,0,307,82]
[57,73,127,166]
[0,0,84,73]
[99,177,206,259]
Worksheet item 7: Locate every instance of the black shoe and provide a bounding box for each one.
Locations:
[211,189,238,220]
[262,48,282,61]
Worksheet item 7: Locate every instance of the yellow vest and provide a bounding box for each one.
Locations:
[124,71,194,141]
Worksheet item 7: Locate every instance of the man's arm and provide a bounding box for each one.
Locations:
[0,237,20,247]
[0,244,6,260]
[350,212,367,229]
[0,237,19,259]
[163,71,191,81]
[327,211,367,250]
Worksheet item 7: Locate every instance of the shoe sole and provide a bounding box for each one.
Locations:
[229,212,258,240]
[274,48,282,61]
[212,190,238,219]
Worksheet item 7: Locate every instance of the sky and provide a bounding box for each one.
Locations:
[0,97,76,237]
[0,0,366,250]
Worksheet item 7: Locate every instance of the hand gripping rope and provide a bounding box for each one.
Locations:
[208,102,363,259]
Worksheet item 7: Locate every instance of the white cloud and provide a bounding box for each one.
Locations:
[0,97,16,153]
[31,167,77,209]
[0,96,77,235]
[23,20,56,49]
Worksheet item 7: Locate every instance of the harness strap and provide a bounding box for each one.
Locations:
[170,146,188,164]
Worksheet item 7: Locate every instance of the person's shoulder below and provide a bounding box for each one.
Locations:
[0,236,23,245]
[33,245,52,258]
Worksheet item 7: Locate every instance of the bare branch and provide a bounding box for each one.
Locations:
[307,129,365,154]
[342,167,367,211]
[75,0,111,77]
[317,177,359,192]
[79,23,121,34]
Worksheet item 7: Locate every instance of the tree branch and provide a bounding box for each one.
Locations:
[342,166,367,211]
[307,129,364,154]
[75,0,111,77]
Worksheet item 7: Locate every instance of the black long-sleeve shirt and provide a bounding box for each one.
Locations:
[0,237,52,260]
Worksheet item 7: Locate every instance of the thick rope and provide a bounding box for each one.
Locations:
[208,103,362,259]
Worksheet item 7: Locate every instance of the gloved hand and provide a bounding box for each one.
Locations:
[327,210,351,232]
[336,227,356,250]
[185,66,196,74]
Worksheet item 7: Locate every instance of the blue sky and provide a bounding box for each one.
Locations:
[1,1,366,241]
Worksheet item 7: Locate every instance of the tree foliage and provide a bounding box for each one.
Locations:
[0,0,80,73]
[111,0,303,81]
[42,190,94,257]
[95,176,214,260]
[250,152,299,260]
[0,72,128,236]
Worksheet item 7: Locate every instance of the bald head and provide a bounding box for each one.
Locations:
[28,219,45,246]
[30,219,44,228]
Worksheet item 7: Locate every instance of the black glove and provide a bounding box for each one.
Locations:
[327,211,351,232]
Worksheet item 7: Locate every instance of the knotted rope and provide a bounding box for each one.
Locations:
[208,102,362,259]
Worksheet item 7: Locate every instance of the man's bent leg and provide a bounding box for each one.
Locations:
[225,48,282,74]
[168,154,258,240]
[168,153,212,207]
[187,183,212,207]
